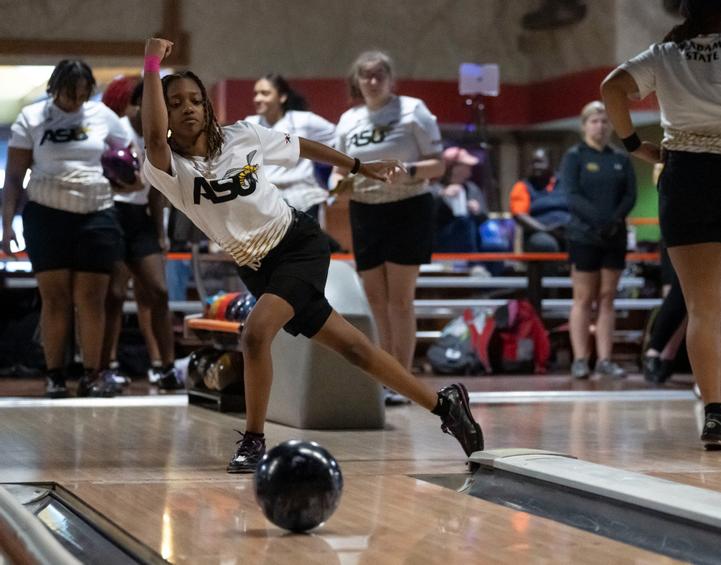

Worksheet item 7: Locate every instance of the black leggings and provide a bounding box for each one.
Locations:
[648,274,686,352]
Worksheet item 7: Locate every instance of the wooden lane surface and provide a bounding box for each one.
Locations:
[0,399,716,563]
[65,475,680,564]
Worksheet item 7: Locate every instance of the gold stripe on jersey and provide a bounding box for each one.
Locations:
[27,177,114,214]
[664,128,721,155]
[219,205,293,270]
[349,176,429,204]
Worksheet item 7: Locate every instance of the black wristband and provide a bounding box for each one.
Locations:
[350,158,361,175]
[621,132,642,153]
[408,164,417,178]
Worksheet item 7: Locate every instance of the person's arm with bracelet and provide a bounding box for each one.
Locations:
[299,138,403,182]
[1,148,32,255]
[601,69,661,164]
[142,39,174,174]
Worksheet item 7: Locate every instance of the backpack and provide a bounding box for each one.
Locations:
[491,299,550,373]
[426,308,495,375]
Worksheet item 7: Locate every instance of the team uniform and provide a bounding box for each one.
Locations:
[114,117,162,261]
[143,121,333,338]
[560,142,637,271]
[9,99,130,273]
[334,95,443,271]
[620,34,721,246]
[245,111,335,213]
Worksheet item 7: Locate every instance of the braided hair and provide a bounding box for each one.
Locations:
[262,73,308,113]
[664,0,720,43]
[46,59,96,100]
[161,71,225,160]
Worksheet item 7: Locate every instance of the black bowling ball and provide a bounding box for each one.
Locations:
[254,440,343,533]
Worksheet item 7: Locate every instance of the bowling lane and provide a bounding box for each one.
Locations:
[64,475,680,564]
[0,397,718,563]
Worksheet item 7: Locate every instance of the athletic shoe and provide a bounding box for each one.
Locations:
[595,359,626,379]
[158,366,184,390]
[384,387,411,406]
[643,355,664,383]
[701,413,721,447]
[147,365,163,385]
[571,358,590,379]
[227,431,266,474]
[106,368,132,388]
[437,383,484,456]
[45,372,68,399]
[76,370,118,398]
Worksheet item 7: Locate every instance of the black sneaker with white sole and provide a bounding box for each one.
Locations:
[158,367,184,390]
[45,370,68,399]
[76,370,118,398]
[227,431,266,474]
[702,413,721,447]
[435,383,484,457]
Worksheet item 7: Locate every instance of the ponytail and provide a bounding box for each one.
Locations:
[262,74,308,113]
[664,0,719,43]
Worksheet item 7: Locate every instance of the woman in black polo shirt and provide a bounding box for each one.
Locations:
[560,101,637,380]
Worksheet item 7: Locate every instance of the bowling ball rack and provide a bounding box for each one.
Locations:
[183,316,245,414]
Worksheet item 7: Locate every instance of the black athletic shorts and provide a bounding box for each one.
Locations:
[568,240,626,272]
[349,192,434,271]
[22,201,121,274]
[115,201,162,261]
[658,150,721,247]
[236,209,333,338]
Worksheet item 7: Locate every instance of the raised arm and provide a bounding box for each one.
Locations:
[142,38,174,174]
[601,69,661,165]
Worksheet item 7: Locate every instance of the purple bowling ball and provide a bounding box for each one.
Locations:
[101,147,140,186]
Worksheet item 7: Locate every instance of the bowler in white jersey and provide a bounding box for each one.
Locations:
[141,38,483,474]
[602,0,721,447]
[331,51,444,378]
[1,60,135,399]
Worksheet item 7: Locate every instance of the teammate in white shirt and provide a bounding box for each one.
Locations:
[101,78,180,389]
[141,38,483,473]
[331,51,444,378]
[1,59,138,399]
[246,74,335,217]
[601,0,721,447]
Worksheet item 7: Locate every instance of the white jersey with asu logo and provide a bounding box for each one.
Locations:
[143,121,299,269]
[334,95,443,204]
[9,99,130,213]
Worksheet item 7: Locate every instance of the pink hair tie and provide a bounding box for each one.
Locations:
[144,55,161,73]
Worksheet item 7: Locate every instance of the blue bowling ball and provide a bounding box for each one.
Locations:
[254,440,343,532]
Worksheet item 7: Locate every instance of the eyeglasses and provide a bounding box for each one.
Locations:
[358,70,388,82]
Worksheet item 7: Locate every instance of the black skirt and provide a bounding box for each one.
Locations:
[659,150,721,247]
